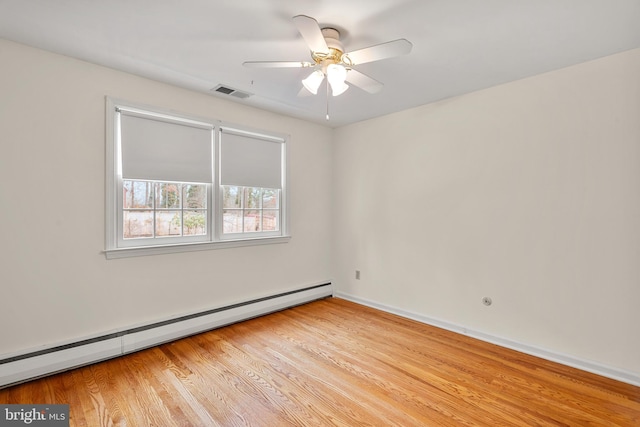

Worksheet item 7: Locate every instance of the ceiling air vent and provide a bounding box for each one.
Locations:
[211,84,252,99]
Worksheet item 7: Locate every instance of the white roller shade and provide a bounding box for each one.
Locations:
[120,111,213,183]
[220,129,284,189]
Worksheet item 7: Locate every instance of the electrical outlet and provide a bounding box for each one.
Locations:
[355,270,361,280]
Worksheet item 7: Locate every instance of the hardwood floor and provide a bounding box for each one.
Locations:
[1,297,638,426]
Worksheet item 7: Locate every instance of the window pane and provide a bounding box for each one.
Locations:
[123,180,153,209]
[262,210,280,232]
[184,184,206,209]
[223,186,242,209]
[244,187,262,209]
[223,209,242,233]
[123,210,153,238]
[156,211,181,236]
[244,210,261,232]
[262,188,279,209]
[184,210,206,236]
[156,183,181,209]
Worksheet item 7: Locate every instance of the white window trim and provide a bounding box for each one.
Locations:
[104,97,290,259]
[104,236,292,260]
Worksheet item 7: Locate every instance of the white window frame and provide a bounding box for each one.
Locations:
[105,97,290,259]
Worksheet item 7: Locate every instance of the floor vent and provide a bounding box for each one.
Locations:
[211,84,252,99]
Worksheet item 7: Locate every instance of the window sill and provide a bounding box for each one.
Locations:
[104,235,291,259]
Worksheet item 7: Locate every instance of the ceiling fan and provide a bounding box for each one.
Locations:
[243,15,412,97]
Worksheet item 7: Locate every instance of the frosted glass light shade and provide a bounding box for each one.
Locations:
[302,70,324,94]
[327,63,349,96]
[330,81,349,96]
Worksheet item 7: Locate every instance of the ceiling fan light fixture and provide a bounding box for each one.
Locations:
[330,80,349,96]
[245,15,411,114]
[302,70,324,94]
[327,63,349,96]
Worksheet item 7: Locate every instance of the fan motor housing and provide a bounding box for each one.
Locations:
[311,28,344,65]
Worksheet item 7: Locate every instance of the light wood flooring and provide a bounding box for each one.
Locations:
[1,297,638,426]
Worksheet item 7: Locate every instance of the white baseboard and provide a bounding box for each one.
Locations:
[122,284,333,354]
[0,283,332,388]
[335,291,640,387]
[0,338,122,388]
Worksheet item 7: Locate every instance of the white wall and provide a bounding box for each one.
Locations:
[0,39,333,355]
[333,48,640,378]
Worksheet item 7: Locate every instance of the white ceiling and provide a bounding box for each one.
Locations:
[1,0,639,127]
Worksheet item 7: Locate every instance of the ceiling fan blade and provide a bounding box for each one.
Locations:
[345,69,384,94]
[292,15,329,54]
[243,61,313,68]
[343,39,412,65]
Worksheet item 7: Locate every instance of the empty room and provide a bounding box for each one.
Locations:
[1,1,639,425]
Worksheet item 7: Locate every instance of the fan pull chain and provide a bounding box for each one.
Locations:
[326,80,330,121]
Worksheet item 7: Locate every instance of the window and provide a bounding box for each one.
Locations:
[222,186,280,234]
[123,181,207,239]
[105,98,289,258]
[219,127,284,238]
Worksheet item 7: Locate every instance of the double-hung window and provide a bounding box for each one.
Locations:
[219,128,284,238]
[105,98,288,258]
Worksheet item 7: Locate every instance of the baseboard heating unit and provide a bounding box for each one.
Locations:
[0,283,332,388]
